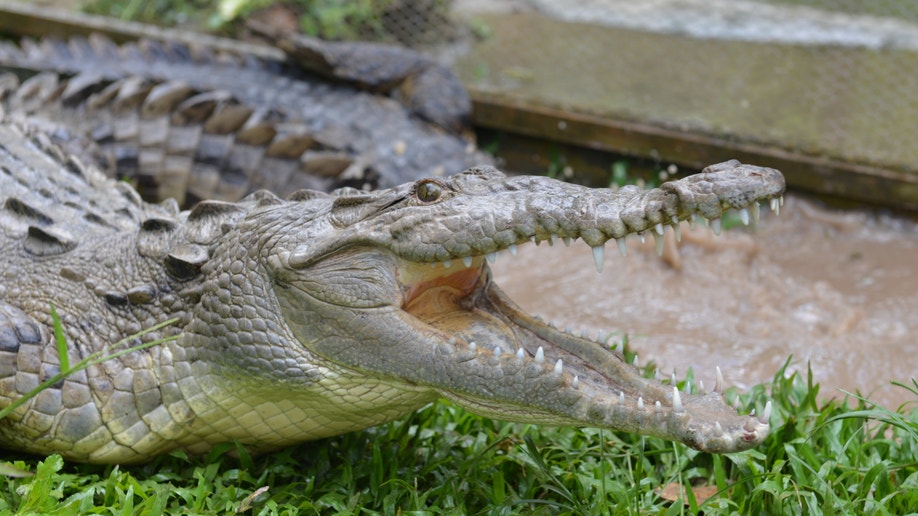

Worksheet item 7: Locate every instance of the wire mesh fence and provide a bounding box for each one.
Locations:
[373,0,918,180]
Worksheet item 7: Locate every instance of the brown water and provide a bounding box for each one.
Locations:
[491,195,918,409]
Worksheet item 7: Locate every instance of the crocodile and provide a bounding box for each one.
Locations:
[0,30,488,205]
[246,21,471,134]
[0,70,374,206]
[0,116,784,463]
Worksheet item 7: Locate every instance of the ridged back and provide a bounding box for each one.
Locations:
[0,33,490,205]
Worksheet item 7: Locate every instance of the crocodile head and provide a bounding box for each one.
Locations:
[245,160,783,453]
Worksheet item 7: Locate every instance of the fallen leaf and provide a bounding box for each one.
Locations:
[657,482,720,504]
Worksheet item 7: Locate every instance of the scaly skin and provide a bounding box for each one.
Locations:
[0,30,489,200]
[248,22,471,134]
[0,70,367,205]
[0,119,784,463]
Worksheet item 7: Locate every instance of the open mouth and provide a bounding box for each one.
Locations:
[392,234,772,453]
[396,249,657,398]
[398,257,513,348]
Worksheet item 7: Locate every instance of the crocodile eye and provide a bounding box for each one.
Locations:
[416,180,443,203]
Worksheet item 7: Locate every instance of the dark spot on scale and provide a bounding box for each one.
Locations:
[3,197,53,226]
[0,326,19,352]
[15,321,43,344]
[24,225,77,256]
[126,285,157,305]
[104,292,129,306]
[41,363,65,389]
[140,218,177,232]
[164,244,209,280]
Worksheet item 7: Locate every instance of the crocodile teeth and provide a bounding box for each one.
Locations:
[619,391,625,404]
[715,421,723,434]
[711,217,722,236]
[637,397,644,410]
[516,348,525,360]
[761,401,773,423]
[469,342,477,351]
[653,231,663,256]
[655,223,664,235]
[633,354,639,368]
[591,244,604,273]
[655,400,662,412]
[698,380,705,394]
[616,237,627,257]
[673,387,684,413]
[549,234,558,246]
[462,256,473,268]
[508,244,517,256]
[670,372,677,385]
[739,207,750,226]
[751,202,761,224]
[553,359,563,376]
[493,346,501,356]
[534,346,545,363]
[562,236,572,247]
[770,197,780,213]
[714,366,725,394]
[486,252,497,263]
[442,259,452,268]
[572,375,579,389]
[673,221,681,242]
[638,232,646,244]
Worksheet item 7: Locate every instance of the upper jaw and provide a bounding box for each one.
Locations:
[379,161,785,274]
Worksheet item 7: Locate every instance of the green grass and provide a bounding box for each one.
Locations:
[2,358,916,515]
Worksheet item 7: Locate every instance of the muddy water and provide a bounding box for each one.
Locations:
[491,195,918,409]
